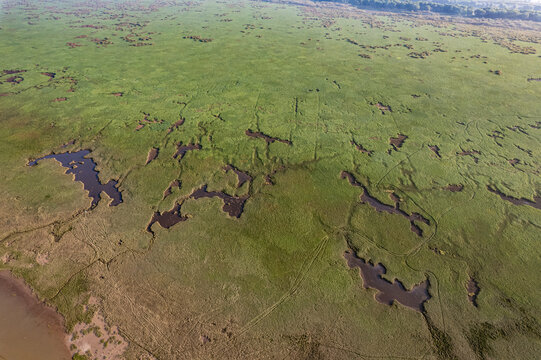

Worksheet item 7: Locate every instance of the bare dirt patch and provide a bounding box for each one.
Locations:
[145,147,159,165]
[68,299,128,360]
[389,134,408,151]
[173,142,202,161]
[350,140,373,156]
[245,129,292,145]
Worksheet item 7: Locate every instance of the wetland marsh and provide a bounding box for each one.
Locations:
[0,0,540,358]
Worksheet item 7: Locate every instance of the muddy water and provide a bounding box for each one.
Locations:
[344,251,430,312]
[0,271,70,360]
[28,150,122,208]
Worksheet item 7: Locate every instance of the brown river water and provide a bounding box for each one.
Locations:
[0,271,70,360]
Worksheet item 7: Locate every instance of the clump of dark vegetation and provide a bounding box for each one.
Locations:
[424,314,457,360]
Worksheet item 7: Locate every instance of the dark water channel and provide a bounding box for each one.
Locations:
[28,150,122,208]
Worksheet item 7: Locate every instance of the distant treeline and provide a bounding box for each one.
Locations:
[315,0,541,21]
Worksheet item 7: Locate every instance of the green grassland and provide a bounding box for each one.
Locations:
[1,0,540,358]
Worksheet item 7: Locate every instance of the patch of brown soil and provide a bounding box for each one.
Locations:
[444,184,464,192]
[457,149,480,163]
[173,142,202,160]
[136,112,164,130]
[350,140,373,156]
[2,69,26,74]
[145,147,159,165]
[167,117,185,133]
[41,72,56,79]
[389,134,408,151]
[183,35,213,42]
[6,75,24,84]
[245,129,292,145]
[428,145,441,158]
[68,300,128,359]
[373,102,391,114]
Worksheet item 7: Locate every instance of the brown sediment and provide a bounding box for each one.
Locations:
[66,42,82,48]
[373,102,391,114]
[28,150,122,208]
[444,184,464,192]
[487,185,541,210]
[508,158,520,166]
[0,93,10,96]
[408,51,430,59]
[190,185,248,218]
[68,303,128,359]
[3,69,26,74]
[350,140,373,156]
[341,171,429,237]
[60,139,76,148]
[264,174,274,185]
[145,147,159,165]
[53,97,68,102]
[457,149,480,163]
[389,134,408,151]
[344,250,430,312]
[167,117,185,133]
[90,37,113,46]
[6,75,24,84]
[147,202,187,232]
[530,121,541,129]
[183,35,213,42]
[162,179,181,200]
[111,92,123,96]
[136,112,164,130]
[224,164,252,187]
[0,271,71,360]
[173,142,201,160]
[466,277,480,307]
[428,145,441,158]
[41,72,56,79]
[245,129,292,145]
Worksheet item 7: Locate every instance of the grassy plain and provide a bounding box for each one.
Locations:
[1,0,540,359]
